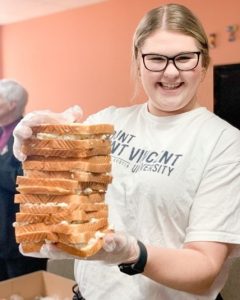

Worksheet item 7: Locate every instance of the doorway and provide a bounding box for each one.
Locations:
[214,63,240,130]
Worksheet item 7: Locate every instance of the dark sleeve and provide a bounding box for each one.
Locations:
[0,161,22,193]
[0,136,23,194]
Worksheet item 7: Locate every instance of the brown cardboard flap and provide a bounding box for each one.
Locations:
[0,271,75,299]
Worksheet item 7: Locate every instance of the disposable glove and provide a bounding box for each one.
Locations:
[19,232,140,265]
[13,105,83,161]
[19,243,77,259]
[19,243,76,260]
[94,231,140,265]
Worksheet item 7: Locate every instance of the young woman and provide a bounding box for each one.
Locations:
[13,4,240,300]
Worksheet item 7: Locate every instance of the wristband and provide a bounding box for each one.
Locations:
[118,240,147,275]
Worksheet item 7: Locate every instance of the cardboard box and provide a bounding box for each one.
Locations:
[0,271,76,300]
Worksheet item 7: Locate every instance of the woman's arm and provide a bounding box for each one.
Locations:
[144,241,233,294]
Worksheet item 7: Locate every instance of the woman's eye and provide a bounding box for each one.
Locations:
[176,55,192,62]
[149,56,165,62]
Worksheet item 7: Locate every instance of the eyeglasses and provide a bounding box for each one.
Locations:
[142,51,201,72]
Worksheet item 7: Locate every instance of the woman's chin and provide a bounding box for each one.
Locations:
[149,102,185,116]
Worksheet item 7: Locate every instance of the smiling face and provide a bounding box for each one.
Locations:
[139,30,205,116]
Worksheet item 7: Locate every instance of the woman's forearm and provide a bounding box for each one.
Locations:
[144,242,230,294]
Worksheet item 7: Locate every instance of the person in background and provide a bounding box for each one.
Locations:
[0,79,48,280]
[13,3,239,300]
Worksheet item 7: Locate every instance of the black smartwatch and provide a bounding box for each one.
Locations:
[118,240,148,275]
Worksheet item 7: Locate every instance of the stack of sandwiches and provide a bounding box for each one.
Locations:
[14,123,114,257]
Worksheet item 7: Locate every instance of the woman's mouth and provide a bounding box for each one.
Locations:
[158,82,183,90]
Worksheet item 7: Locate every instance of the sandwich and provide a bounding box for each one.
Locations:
[22,123,113,158]
[14,123,114,257]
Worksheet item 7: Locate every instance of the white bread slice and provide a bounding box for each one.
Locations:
[23,155,111,173]
[16,209,108,225]
[16,176,79,195]
[16,232,57,243]
[72,171,112,184]
[24,138,110,150]
[15,223,58,243]
[16,176,78,189]
[17,180,108,195]
[16,186,75,195]
[56,225,109,244]
[78,182,108,194]
[14,193,105,204]
[23,170,112,184]
[51,218,108,234]
[16,222,109,257]
[57,231,96,244]
[22,144,111,158]
[23,170,72,179]
[16,212,52,224]
[20,202,108,214]
[21,241,44,253]
[31,123,114,136]
[20,237,103,256]
[51,210,108,224]
[55,239,104,258]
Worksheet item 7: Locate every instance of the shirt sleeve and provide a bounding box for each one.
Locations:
[83,106,117,125]
[185,127,240,255]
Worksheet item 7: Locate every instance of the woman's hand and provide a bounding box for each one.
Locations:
[13,105,83,161]
[93,232,140,265]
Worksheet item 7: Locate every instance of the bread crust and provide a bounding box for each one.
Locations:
[72,171,112,184]
[31,123,114,135]
[57,231,96,244]
[23,170,73,179]
[21,242,44,252]
[16,176,79,195]
[22,144,111,158]
[24,138,110,150]
[23,155,111,171]
[16,212,52,224]
[14,193,105,204]
[17,186,75,195]
[51,218,108,234]
[20,202,107,214]
[17,176,78,188]
[55,238,104,258]
[23,170,112,184]
[15,223,58,243]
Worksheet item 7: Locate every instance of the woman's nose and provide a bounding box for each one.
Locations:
[163,61,180,76]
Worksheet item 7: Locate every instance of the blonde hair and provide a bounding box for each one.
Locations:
[131,3,210,95]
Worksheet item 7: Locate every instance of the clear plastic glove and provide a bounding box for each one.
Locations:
[19,232,140,265]
[13,105,83,161]
[93,232,140,265]
[19,243,76,260]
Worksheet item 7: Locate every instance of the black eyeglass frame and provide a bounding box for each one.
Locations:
[141,51,201,72]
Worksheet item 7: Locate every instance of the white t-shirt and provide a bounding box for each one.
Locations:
[74,103,240,300]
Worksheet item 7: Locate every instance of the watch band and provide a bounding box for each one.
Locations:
[118,240,148,275]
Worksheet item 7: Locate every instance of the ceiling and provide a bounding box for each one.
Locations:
[0,0,106,25]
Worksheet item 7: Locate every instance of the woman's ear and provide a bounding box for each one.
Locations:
[200,68,207,82]
[136,54,142,78]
